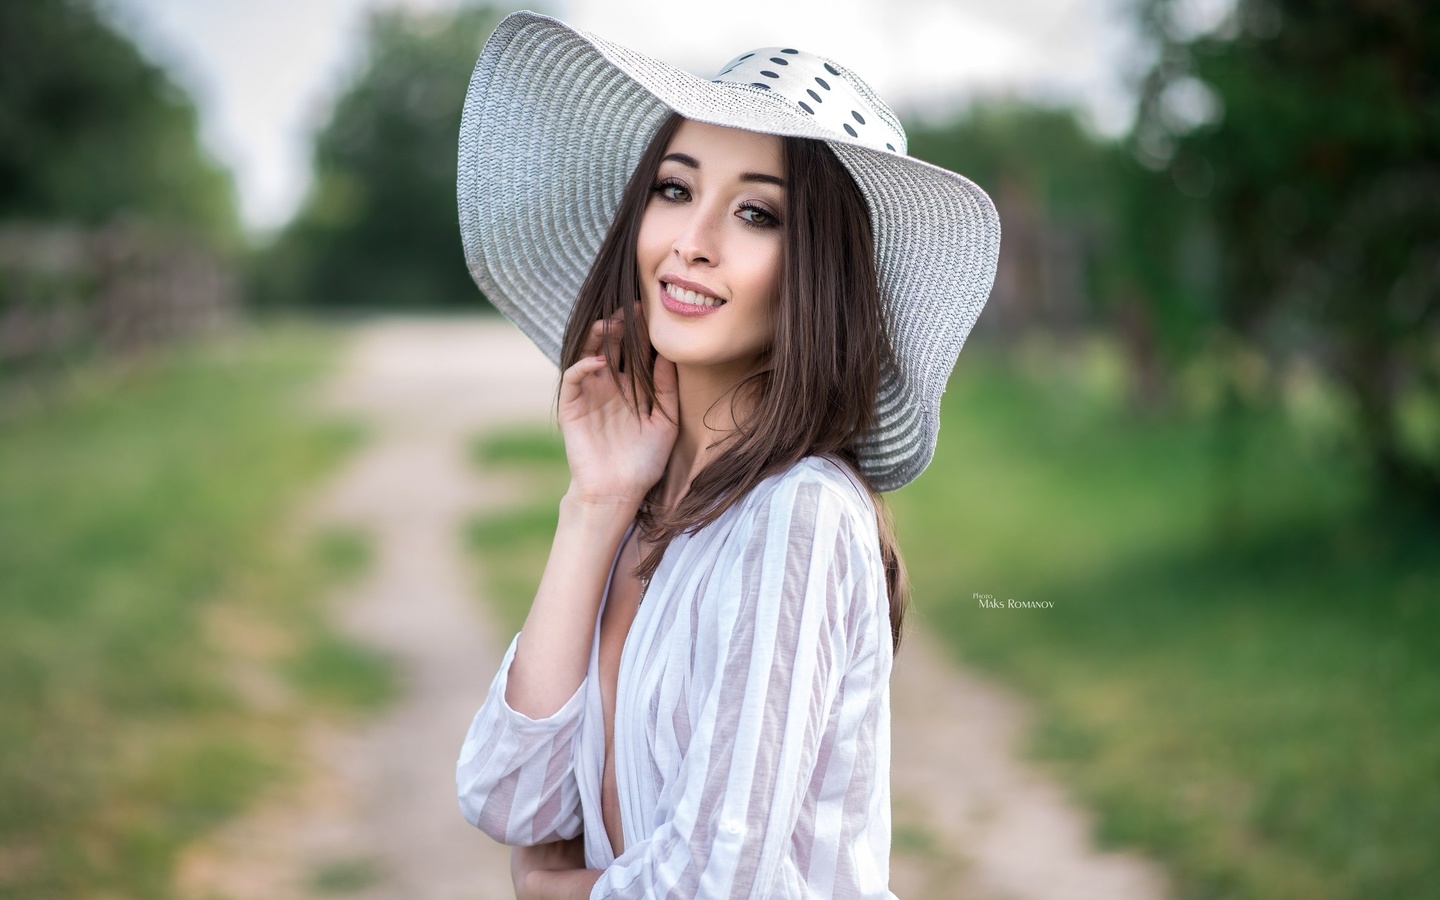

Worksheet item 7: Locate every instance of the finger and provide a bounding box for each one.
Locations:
[559,354,609,401]
[602,317,625,358]
[601,314,633,358]
[559,355,611,408]
[563,353,608,381]
[580,319,607,357]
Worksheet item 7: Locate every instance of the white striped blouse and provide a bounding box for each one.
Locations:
[457,455,897,898]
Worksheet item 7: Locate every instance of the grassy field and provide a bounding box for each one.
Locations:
[0,323,393,899]
[465,338,1439,900]
[893,341,1440,900]
[464,428,570,638]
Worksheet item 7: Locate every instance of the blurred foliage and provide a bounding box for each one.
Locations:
[1131,0,1440,508]
[0,0,240,248]
[909,103,1216,415]
[908,0,1439,514]
[910,104,1118,229]
[0,323,389,898]
[254,5,510,310]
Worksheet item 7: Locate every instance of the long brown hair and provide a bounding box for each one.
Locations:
[558,112,910,651]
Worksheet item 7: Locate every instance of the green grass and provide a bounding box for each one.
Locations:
[892,341,1440,900]
[470,425,568,470]
[0,322,390,899]
[287,525,396,711]
[465,427,570,637]
[309,856,384,894]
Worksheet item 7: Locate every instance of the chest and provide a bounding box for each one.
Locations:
[597,544,644,715]
[597,528,646,855]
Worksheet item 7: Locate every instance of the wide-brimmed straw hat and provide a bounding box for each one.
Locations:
[458,10,999,491]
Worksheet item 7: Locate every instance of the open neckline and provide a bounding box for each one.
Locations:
[591,519,640,864]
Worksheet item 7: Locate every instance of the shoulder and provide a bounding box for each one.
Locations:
[728,455,881,560]
[699,457,886,651]
[742,455,876,527]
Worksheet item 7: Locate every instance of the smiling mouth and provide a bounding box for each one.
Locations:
[662,281,726,308]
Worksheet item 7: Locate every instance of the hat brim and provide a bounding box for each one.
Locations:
[458,10,1000,491]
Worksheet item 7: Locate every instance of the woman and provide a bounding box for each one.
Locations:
[455,12,999,899]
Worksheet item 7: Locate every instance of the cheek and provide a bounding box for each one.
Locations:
[753,245,783,316]
[637,198,680,265]
[635,217,663,273]
[765,246,783,291]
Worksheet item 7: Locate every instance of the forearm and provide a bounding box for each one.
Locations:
[522,867,603,900]
[505,490,635,717]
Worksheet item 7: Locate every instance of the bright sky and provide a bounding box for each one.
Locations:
[103,0,1143,235]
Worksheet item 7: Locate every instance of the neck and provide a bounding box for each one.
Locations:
[655,362,758,509]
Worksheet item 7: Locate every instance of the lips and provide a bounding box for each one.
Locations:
[664,282,723,307]
[659,278,726,317]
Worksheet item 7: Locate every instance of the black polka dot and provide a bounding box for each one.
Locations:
[843,123,858,137]
[807,88,822,102]
[760,69,779,78]
[750,82,771,90]
[769,57,788,65]
[798,101,814,114]
[852,110,865,124]
[781,48,798,54]
[824,62,840,75]
[886,142,895,151]
[740,53,754,59]
[815,77,830,90]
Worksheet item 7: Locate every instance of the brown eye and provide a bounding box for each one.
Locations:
[652,181,690,202]
[738,204,779,228]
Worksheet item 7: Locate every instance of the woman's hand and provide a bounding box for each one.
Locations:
[511,838,598,900]
[558,306,679,509]
[504,308,672,717]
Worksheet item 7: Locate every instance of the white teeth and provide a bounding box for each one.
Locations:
[665,282,724,307]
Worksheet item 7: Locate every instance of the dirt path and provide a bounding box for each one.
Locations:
[177,317,554,899]
[887,632,1170,899]
[177,316,1169,899]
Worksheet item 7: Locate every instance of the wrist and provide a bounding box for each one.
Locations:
[561,485,644,519]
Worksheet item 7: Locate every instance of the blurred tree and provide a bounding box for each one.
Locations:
[909,103,1212,410]
[258,5,508,310]
[1133,0,1440,509]
[909,104,1115,340]
[0,0,240,246]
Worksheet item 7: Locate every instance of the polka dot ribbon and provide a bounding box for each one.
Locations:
[710,48,903,155]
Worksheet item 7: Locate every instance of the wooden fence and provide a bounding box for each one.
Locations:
[0,223,238,374]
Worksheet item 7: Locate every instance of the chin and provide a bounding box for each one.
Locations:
[647,334,713,368]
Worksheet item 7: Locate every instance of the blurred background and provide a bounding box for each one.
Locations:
[1,0,1436,898]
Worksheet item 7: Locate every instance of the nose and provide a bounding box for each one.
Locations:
[671,202,722,266]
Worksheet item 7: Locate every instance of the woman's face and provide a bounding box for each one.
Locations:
[636,119,785,386]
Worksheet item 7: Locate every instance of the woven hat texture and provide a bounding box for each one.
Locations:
[458,10,1000,491]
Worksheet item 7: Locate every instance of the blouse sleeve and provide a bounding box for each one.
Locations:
[455,632,586,845]
[590,473,884,899]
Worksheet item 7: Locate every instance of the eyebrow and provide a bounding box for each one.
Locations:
[661,152,785,188]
